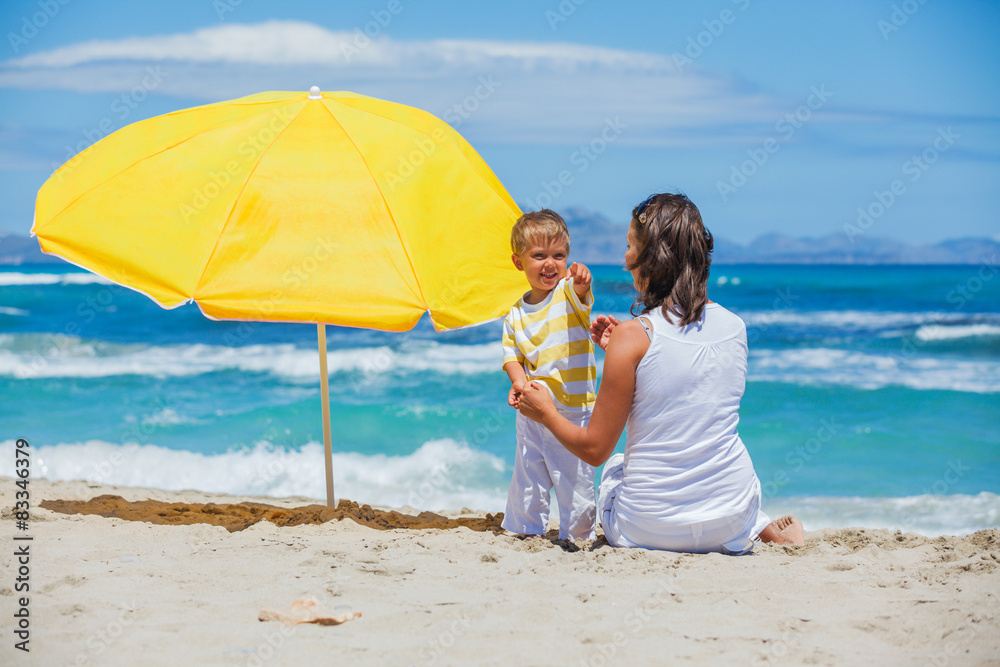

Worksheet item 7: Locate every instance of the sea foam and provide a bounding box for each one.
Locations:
[763,493,1000,537]
[915,323,1000,341]
[2,331,997,393]
[2,438,509,512]
[610,308,1000,337]
[0,335,502,381]
[0,272,111,286]
[749,347,1000,393]
[4,438,996,535]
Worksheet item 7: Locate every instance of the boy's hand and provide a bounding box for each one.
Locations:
[568,262,591,300]
[590,314,621,351]
[508,380,525,408]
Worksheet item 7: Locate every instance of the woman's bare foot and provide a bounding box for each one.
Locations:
[758,515,805,546]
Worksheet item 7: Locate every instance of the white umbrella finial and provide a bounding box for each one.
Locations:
[308,86,322,100]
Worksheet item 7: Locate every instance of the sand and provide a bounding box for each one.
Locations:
[2,479,998,666]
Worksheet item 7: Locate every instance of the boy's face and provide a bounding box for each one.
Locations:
[512,236,569,296]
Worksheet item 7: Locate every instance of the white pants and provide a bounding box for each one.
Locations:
[502,411,596,540]
[599,453,770,554]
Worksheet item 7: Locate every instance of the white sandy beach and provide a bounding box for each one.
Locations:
[2,478,999,666]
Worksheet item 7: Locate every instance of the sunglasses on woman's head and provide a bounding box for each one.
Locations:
[635,195,656,225]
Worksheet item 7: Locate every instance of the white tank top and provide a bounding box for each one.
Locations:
[615,303,762,536]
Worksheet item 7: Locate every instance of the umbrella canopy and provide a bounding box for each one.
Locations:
[33,87,527,506]
[33,88,524,332]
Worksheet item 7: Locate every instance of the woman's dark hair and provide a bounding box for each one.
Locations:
[627,193,713,326]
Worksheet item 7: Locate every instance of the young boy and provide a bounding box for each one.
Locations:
[501,209,597,540]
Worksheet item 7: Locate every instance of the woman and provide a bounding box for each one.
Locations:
[517,193,803,553]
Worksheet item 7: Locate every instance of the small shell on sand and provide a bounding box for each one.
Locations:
[258,596,361,626]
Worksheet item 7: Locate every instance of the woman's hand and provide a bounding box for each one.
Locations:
[518,381,556,425]
[590,314,622,351]
[518,320,650,468]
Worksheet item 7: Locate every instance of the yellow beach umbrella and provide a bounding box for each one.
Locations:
[33,87,525,505]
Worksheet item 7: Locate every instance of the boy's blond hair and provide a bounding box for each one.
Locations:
[510,209,571,256]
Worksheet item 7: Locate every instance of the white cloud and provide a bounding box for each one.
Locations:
[2,20,671,71]
[6,21,354,68]
[0,20,799,146]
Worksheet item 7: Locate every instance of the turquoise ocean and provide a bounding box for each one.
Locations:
[2,263,998,535]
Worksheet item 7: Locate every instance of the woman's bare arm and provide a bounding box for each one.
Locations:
[518,320,650,466]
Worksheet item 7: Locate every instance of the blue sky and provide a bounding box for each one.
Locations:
[1,0,998,243]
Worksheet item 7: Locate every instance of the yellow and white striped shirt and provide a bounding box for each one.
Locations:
[502,277,596,411]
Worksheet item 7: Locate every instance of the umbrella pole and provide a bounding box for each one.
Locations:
[317,323,335,507]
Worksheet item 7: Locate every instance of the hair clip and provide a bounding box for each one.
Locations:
[635,195,655,225]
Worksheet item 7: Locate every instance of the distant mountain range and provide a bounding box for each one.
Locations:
[4,210,998,266]
[561,208,999,265]
[0,234,58,265]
